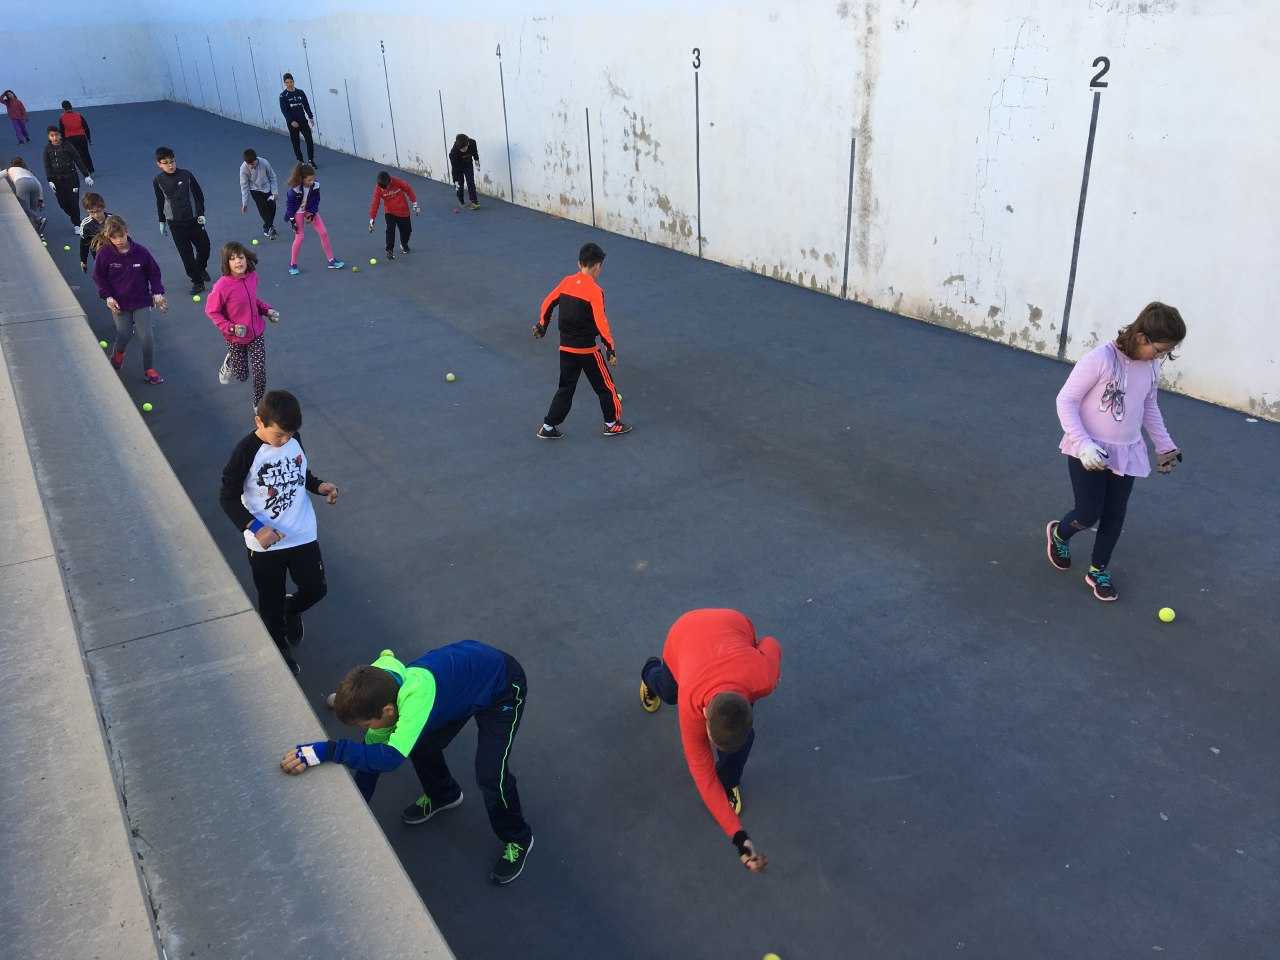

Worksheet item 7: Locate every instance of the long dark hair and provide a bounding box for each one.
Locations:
[1116,302,1186,361]
[220,241,259,277]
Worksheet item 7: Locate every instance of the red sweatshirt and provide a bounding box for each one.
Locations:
[3,95,27,120]
[663,609,782,838]
[59,111,88,139]
[369,176,417,219]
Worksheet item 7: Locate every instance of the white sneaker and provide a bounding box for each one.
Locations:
[218,353,232,385]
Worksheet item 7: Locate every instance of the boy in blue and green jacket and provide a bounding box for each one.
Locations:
[281,640,533,884]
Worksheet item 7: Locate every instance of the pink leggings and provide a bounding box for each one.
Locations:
[291,213,334,264]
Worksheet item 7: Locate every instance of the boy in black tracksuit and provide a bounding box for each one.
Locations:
[449,134,480,208]
[42,127,92,230]
[153,146,211,295]
[533,242,631,438]
[279,73,316,166]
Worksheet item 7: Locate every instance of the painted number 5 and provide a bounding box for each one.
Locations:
[1090,56,1110,88]
[692,47,701,70]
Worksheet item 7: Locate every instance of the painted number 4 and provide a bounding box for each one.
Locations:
[691,47,701,70]
[1090,56,1110,88]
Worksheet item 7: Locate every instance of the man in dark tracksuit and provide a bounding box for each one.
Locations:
[279,74,316,166]
[42,127,91,230]
[533,242,632,438]
[153,147,211,295]
[449,134,480,208]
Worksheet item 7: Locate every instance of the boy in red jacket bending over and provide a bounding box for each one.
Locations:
[368,170,419,259]
[639,608,781,873]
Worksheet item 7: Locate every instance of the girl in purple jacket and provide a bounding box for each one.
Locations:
[1046,302,1186,601]
[205,241,280,410]
[91,215,168,384]
[284,163,343,275]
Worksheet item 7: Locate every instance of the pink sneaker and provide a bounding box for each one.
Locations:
[143,368,166,384]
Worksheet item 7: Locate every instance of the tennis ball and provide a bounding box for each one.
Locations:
[192,294,202,303]
[1158,607,1176,623]
[368,257,377,265]
[99,339,109,349]
[251,238,259,245]
[352,265,359,272]
[42,240,48,246]
[446,372,456,382]
[764,954,782,960]
[63,244,71,251]
[141,402,153,412]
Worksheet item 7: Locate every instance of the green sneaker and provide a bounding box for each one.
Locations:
[490,836,533,885]
[401,790,463,825]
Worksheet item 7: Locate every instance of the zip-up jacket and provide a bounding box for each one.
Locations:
[2,95,26,120]
[369,176,416,219]
[43,141,87,181]
[284,181,321,222]
[58,111,89,141]
[153,168,205,223]
[448,139,479,179]
[79,213,111,264]
[91,240,165,312]
[279,88,313,125]
[239,158,278,206]
[537,272,616,354]
[219,431,323,551]
[205,272,274,346]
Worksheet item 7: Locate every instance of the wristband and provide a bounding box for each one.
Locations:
[295,743,324,767]
[731,830,751,856]
[248,519,264,533]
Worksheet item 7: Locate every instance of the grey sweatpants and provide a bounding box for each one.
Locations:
[112,309,156,371]
[13,177,43,230]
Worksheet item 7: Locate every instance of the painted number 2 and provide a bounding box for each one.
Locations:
[1090,56,1110,88]
[691,47,701,70]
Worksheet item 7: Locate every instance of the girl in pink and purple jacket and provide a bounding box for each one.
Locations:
[205,241,279,410]
[1046,302,1187,602]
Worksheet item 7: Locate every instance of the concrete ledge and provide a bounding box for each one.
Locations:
[0,182,454,957]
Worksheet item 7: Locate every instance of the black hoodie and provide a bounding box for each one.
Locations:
[43,141,87,181]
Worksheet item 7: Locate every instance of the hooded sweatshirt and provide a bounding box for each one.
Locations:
[239,158,279,206]
[91,239,165,311]
[2,94,27,120]
[43,140,87,181]
[205,271,274,345]
[369,176,417,219]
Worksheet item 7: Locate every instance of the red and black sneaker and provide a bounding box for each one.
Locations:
[109,350,125,370]
[601,421,632,437]
[143,368,165,384]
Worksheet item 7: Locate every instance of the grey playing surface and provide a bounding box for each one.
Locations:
[22,101,1280,960]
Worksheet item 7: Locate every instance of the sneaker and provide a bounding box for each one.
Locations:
[400,245,411,254]
[109,350,125,370]
[327,258,345,269]
[37,216,47,238]
[143,368,165,384]
[489,836,533,885]
[286,657,301,677]
[385,248,395,261]
[1084,565,1118,602]
[726,785,743,816]
[470,202,481,210]
[218,353,233,385]
[190,280,204,295]
[268,226,279,239]
[536,425,564,440]
[1045,521,1071,571]
[640,679,662,713]
[602,422,633,437]
[401,790,464,825]
[284,598,304,647]
[288,264,300,276]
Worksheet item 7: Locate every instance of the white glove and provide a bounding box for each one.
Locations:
[368,218,375,232]
[159,222,167,236]
[84,176,94,187]
[1078,441,1110,471]
[267,309,281,323]
[197,215,207,226]
[48,181,55,192]
[411,202,420,214]
[267,193,275,202]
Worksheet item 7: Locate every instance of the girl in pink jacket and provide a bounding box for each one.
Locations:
[205,241,279,410]
[1046,302,1186,602]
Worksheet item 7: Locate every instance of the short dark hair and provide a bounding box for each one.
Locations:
[333,665,400,725]
[256,390,302,432]
[376,171,391,188]
[706,692,752,752]
[578,242,606,268]
[282,72,294,82]
[46,126,60,136]
[155,146,175,161]
[243,148,257,163]
[220,241,258,277]
[82,192,104,210]
[61,100,72,111]
[1116,301,1186,361]
[9,157,26,169]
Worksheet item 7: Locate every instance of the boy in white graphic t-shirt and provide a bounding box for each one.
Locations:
[219,390,340,676]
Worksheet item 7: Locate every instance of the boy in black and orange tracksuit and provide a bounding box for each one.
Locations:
[534,242,632,439]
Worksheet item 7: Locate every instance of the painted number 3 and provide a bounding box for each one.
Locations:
[1090,56,1110,88]
[692,47,701,70]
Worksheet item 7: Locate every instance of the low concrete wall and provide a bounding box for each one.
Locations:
[0,188,454,958]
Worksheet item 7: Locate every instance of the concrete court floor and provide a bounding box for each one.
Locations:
[16,101,1279,959]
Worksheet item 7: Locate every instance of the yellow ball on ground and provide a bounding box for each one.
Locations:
[764,954,782,960]
[251,238,259,245]
[192,294,202,303]
[141,402,153,412]
[63,244,71,251]
[446,372,456,382]
[1158,607,1176,623]
[99,340,109,349]
[369,257,377,265]
[352,266,359,272]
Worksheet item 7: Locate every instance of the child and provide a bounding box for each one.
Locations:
[284,163,343,275]
[42,127,92,231]
[368,170,419,259]
[240,148,279,239]
[1046,302,1186,601]
[281,641,534,885]
[5,158,45,236]
[279,73,316,167]
[449,133,480,209]
[638,609,780,874]
[205,241,280,410]
[1,90,29,144]
[90,215,168,385]
[533,242,631,438]
[153,146,211,295]
[58,100,94,176]
[218,389,339,676]
[78,192,110,271]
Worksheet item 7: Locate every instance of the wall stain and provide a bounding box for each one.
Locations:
[1247,395,1280,421]
[987,305,1002,319]
[604,69,631,100]
[854,1,880,272]
[943,273,965,286]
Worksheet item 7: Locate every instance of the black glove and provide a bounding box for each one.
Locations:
[533,323,547,339]
[605,347,617,365]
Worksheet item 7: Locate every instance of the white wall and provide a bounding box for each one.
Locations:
[6,1,1279,418]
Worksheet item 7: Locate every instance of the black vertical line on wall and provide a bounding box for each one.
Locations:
[840,137,857,299]
[344,78,357,154]
[302,37,318,133]
[585,107,596,228]
[192,44,207,106]
[379,40,400,166]
[498,54,514,200]
[438,90,450,182]
[1060,91,1102,359]
[248,37,266,125]
[175,36,191,104]
[231,64,244,120]
[694,70,702,258]
[206,36,224,113]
